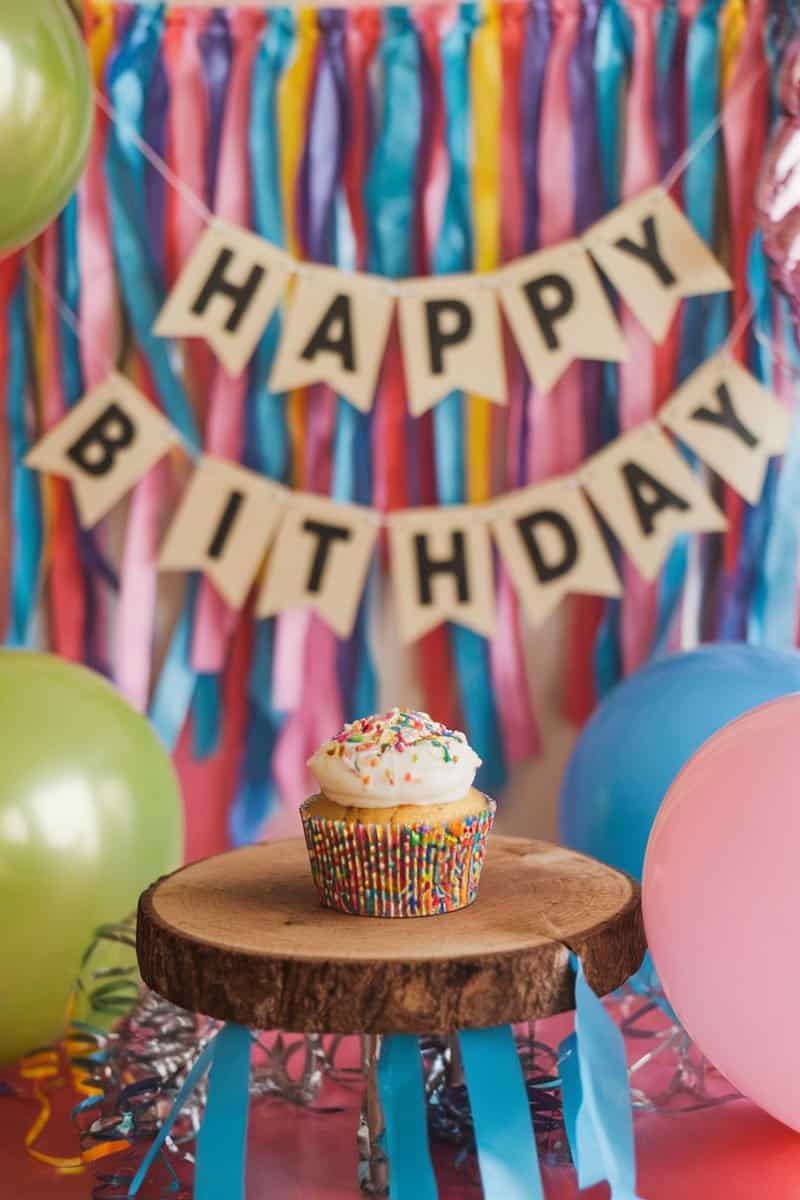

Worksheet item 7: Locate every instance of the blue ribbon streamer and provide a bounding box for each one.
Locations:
[194,1024,252,1200]
[459,1025,545,1200]
[6,277,42,649]
[377,1034,438,1200]
[192,672,223,758]
[149,575,199,751]
[105,6,200,454]
[560,957,644,1200]
[429,4,506,794]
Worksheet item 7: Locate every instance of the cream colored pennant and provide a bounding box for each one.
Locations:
[388,507,496,643]
[581,425,727,580]
[398,276,507,416]
[25,372,180,528]
[498,243,627,394]
[154,221,292,377]
[659,355,791,504]
[491,480,622,625]
[268,267,393,412]
[158,456,283,608]
[583,188,732,342]
[257,495,378,637]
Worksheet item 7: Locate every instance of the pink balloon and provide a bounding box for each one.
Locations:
[643,695,800,1132]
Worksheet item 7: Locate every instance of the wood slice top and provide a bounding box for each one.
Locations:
[137,836,645,1034]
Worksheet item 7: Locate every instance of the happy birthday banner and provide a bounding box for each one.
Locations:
[25,350,789,643]
[149,186,729,411]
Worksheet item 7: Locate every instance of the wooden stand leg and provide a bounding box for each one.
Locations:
[358,1036,389,1195]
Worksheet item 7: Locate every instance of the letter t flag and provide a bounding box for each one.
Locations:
[25,373,180,527]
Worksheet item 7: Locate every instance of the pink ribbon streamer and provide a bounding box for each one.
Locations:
[618,0,661,674]
[191,11,265,674]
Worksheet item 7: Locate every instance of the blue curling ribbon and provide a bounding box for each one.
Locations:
[128,1034,218,1197]
[105,6,200,454]
[6,278,42,649]
[459,1025,545,1200]
[194,1025,252,1200]
[149,575,199,751]
[430,4,506,795]
[377,1035,438,1200]
[560,957,645,1200]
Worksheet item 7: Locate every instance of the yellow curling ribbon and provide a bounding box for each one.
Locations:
[720,0,745,95]
[20,1048,83,1173]
[467,0,501,505]
[279,9,320,490]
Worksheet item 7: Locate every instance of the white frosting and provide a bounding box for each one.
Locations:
[307,708,482,809]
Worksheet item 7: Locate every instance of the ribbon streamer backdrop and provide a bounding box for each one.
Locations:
[2,0,796,857]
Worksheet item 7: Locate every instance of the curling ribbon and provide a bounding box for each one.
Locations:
[560,956,646,1200]
[377,1035,438,1200]
[459,1025,545,1199]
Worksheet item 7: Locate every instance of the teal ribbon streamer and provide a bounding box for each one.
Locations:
[128,1034,217,1196]
[430,4,506,794]
[105,6,200,453]
[560,957,645,1200]
[193,672,223,758]
[459,1025,545,1199]
[654,0,726,654]
[149,575,199,750]
[377,1034,438,1200]
[6,277,42,649]
[194,1024,252,1200]
[592,0,632,696]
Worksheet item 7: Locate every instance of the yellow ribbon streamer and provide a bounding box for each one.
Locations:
[278,10,320,490]
[467,0,501,505]
[88,1,115,85]
[720,0,746,95]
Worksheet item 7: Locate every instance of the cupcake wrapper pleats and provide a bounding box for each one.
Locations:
[301,802,496,918]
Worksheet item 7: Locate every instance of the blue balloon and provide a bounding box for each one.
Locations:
[559,644,800,880]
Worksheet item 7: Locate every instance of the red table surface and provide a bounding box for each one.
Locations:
[4,1054,800,1199]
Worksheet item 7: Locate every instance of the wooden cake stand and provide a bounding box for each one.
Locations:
[137,836,645,1194]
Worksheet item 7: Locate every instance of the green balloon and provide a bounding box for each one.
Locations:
[0,1,93,254]
[0,652,183,1063]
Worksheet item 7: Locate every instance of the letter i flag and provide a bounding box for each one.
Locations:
[25,373,180,527]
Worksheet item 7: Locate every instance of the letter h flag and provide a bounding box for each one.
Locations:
[25,373,180,527]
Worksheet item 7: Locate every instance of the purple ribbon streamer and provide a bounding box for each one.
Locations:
[521,0,551,254]
[200,11,233,208]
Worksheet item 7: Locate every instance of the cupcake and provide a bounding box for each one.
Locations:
[301,709,495,917]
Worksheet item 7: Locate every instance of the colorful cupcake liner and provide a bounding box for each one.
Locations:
[301,799,496,918]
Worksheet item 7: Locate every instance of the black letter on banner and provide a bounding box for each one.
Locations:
[208,491,245,560]
[425,299,473,375]
[301,293,356,372]
[522,274,575,351]
[303,520,352,593]
[614,215,676,287]
[621,460,690,537]
[516,509,579,583]
[414,531,470,605]
[691,381,758,448]
[67,403,136,478]
[191,248,265,333]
